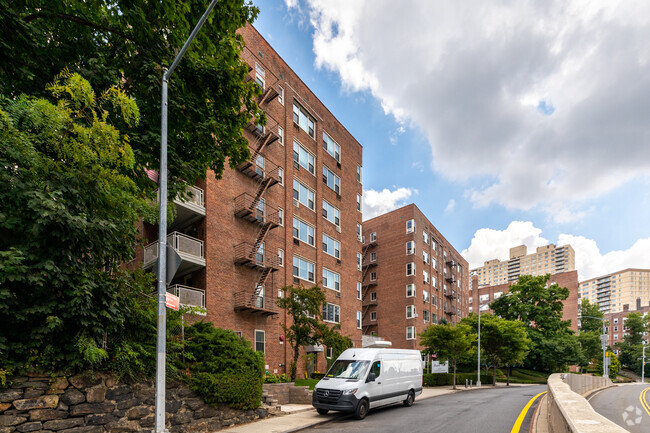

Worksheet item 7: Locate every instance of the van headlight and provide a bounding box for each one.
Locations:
[342,388,358,395]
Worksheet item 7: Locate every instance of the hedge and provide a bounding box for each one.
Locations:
[423,373,493,387]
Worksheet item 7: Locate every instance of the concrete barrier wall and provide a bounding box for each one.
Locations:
[546,373,627,433]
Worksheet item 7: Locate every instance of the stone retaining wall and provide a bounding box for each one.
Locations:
[0,373,273,433]
[262,383,312,405]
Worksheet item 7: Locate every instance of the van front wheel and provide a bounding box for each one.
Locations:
[403,390,415,407]
[354,398,369,420]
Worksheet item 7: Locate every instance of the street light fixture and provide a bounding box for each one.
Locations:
[580,315,608,379]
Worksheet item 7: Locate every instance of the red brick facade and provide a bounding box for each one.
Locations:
[470,270,580,332]
[360,204,469,350]
[141,24,363,376]
[605,303,650,351]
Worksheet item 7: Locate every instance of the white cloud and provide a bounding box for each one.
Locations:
[363,187,416,221]
[462,221,650,280]
[287,0,650,218]
[444,199,456,213]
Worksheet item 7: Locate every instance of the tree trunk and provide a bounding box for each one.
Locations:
[291,343,300,381]
[493,364,497,386]
[452,361,457,390]
[507,365,511,386]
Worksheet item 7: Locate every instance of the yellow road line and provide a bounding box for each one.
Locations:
[510,391,547,433]
[640,387,650,417]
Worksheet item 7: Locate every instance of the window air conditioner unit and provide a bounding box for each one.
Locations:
[414,313,419,318]
[336,292,341,298]
[336,225,341,233]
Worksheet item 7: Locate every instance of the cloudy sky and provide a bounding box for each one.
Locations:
[252,0,650,280]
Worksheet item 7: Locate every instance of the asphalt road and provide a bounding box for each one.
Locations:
[303,384,547,433]
[589,384,650,433]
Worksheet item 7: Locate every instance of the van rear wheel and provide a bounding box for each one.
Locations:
[354,398,369,420]
[403,390,415,407]
[316,408,329,415]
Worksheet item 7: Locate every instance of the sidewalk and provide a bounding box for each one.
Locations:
[223,383,533,433]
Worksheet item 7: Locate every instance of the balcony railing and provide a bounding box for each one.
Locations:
[233,243,280,269]
[234,291,279,316]
[234,193,280,226]
[143,232,205,269]
[237,150,281,185]
[168,284,206,314]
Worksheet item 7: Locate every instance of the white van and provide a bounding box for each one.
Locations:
[312,348,423,419]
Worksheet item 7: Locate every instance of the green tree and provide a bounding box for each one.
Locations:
[578,299,606,368]
[0,72,152,372]
[491,274,581,372]
[579,299,604,332]
[596,351,621,380]
[419,323,475,389]
[276,284,327,381]
[1,0,264,197]
[318,325,353,370]
[615,312,649,374]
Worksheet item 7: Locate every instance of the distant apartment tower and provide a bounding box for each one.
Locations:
[470,244,575,288]
[470,271,580,332]
[578,269,650,314]
[360,204,469,349]
[139,24,363,375]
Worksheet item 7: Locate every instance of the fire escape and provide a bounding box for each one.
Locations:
[361,236,378,335]
[444,257,458,320]
[232,63,281,316]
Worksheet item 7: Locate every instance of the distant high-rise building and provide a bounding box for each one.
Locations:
[579,269,650,314]
[470,244,575,288]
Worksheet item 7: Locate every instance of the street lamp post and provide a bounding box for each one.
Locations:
[476,302,489,387]
[155,2,219,432]
[581,315,608,379]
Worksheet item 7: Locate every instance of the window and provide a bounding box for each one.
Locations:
[278,126,284,145]
[479,294,489,302]
[323,132,341,162]
[323,303,341,323]
[255,330,265,353]
[423,251,429,264]
[423,270,430,284]
[432,297,437,306]
[293,217,315,246]
[357,223,362,242]
[370,271,377,281]
[293,102,315,138]
[278,207,284,226]
[406,219,415,233]
[278,167,284,186]
[406,326,416,340]
[406,241,415,255]
[322,166,341,194]
[255,63,265,89]
[323,234,341,259]
[356,194,361,212]
[356,311,362,329]
[432,259,437,270]
[431,240,437,251]
[293,179,315,210]
[371,311,377,321]
[293,256,315,282]
[406,305,416,319]
[356,165,362,183]
[371,291,377,301]
[494,291,503,299]
[370,252,377,262]
[423,231,429,244]
[293,140,315,174]
[424,290,430,303]
[424,310,430,322]
[278,86,284,105]
[322,201,340,227]
[357,252,362,271]
[407,262,415,276]
[357,282,362,300]
[278,248,284,267]
[370,232,377,242]
[406,284,416,297]
[323,268,341,291]
[326,347,333,358]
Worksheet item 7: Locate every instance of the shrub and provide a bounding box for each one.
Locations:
[423,373,493,387]
[265,373,290,383]
[184,322,264,410]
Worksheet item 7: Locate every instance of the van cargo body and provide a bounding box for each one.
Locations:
[312,348,423,419]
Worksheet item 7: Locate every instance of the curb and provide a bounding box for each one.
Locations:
[284,414,346,433]
[529,393,546,433]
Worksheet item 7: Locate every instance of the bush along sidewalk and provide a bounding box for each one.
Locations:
[423,373,493,387]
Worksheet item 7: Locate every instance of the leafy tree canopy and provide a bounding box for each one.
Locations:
[419,323,475,389]
[579,298,604,333]
[1,0,264,196]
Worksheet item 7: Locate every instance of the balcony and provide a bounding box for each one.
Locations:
[143,232,206,275]
[363,298,378,308]
[362,260,378,269]
[244,119,280,149]
[444,290,457,300]
[156,185,206,230]
[234,291,279,316]
[444,307,457,315]
[362,279,378,288]
[237,150,281,185]
[233,243,280,270]
[234,193,280,226]
[168,284,206,314]
[445,275,457,284]
[446,259,457,268]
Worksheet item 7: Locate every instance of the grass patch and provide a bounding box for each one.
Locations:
[294,379,319,390]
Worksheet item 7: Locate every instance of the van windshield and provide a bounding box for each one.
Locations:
[325,360,370,380]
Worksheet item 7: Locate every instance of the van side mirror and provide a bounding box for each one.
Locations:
[366,373,376,383]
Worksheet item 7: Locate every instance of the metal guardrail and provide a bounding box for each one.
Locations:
[233,291,279,315]
[168,284,206,310]
[233,243,280,269]
[144,232,204,265]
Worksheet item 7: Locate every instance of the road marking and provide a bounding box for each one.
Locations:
[510,390,547,433]
[640,387,650,417]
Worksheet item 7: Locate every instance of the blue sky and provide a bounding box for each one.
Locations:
[251,1,650,280]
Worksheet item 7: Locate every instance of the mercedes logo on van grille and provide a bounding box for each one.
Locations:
[323,390,330,397]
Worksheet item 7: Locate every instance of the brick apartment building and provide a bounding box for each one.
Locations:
[601,301,650,353]
[469,271,580,332]
[139,24,363,376]
[360,204,469,350]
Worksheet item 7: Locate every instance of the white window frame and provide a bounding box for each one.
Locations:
[423,251,429,264]
[293,256,315,282]
[278,248,284,267]
[357,252,362,271]
[323,303,341,324]
[322,268,340,292]
[356,164,362,183]
[406,262,416,276]
[278,167,284,186]
[371,291,377,301]
[293,102,315,138]
[278,126,284,145]
[370,271,377,281]
[293,139,315,174]
[293,217,315,246]
[254,329,265,353]
[406,326,416,340]
[322,234,341,259]
[356,282,362,300]
[406,283,416,297]
[322,200,341,228]
[278,207,284,226]
[423,270,430,284]
[323,132,341,162]
[278,85,284,105]
[370,251,377,262]
[255,63,265,89]
[424,310,430,322]
[357,223,362,242]
[322,165,341,194]
[406,219,415,233]
[423,290,430,303]
[356,194,361,212]
[406,305,416,319]
[356,311,362,329]
[371,311,377,321]
[423,231,429,244]
[293,179,315,211]
[406,241,415,255]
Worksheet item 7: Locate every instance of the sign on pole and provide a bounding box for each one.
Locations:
[600,334,608,349]
[432,360,449,373]
[165,292,180,311]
